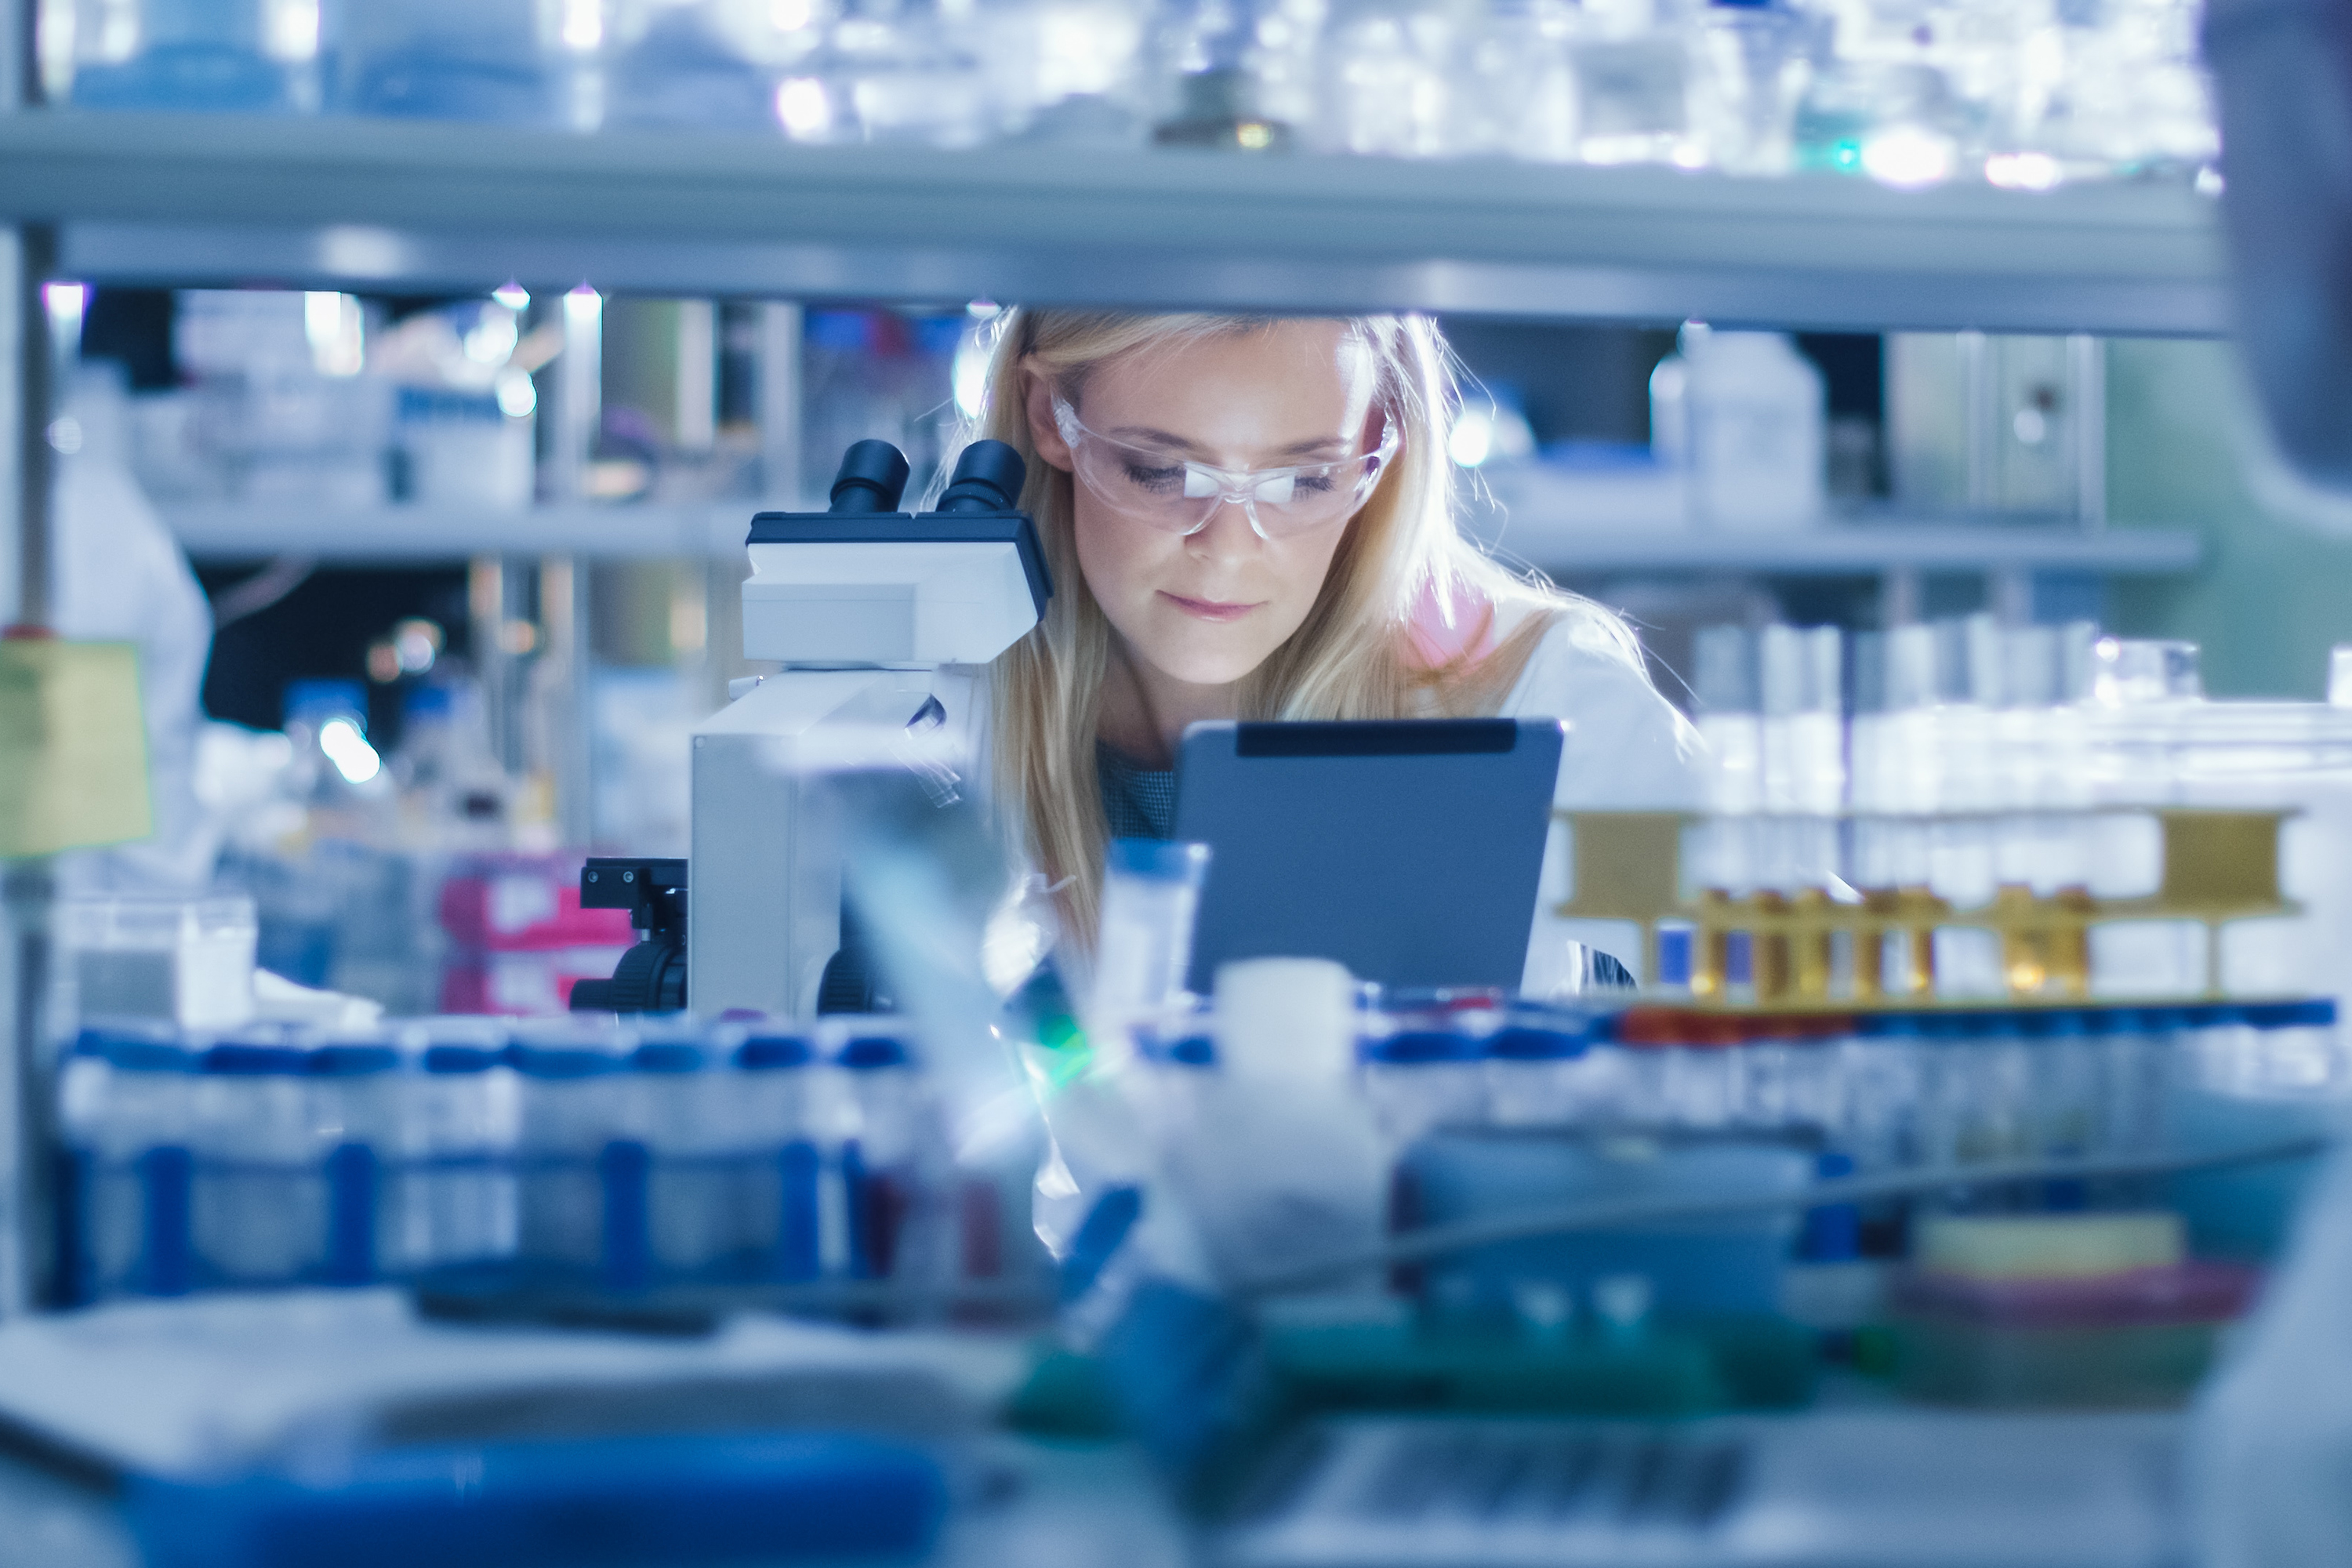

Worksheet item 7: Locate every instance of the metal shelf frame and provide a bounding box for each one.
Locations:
[163,498,2202,573]
[0,110,2230,333]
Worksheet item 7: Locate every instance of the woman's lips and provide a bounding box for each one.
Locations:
[1160,591,1261,623]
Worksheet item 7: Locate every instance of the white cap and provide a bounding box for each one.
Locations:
[1212,957,1357,1083]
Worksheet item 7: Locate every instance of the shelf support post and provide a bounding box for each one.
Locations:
[2069,334,2107,532]
[4,0,62,1314]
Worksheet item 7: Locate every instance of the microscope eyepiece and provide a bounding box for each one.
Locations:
[829,440,912,513]
[934,440,1026,514]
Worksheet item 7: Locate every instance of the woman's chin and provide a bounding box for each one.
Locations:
[1131,627,1283,689]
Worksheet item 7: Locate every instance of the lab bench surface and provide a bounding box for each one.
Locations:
[0,1433,1192,1568]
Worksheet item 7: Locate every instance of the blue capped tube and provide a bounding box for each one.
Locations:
[735,1028,825,1283]
[190,1031,323,1287]
[388,1018,518,1276]
[510,1021,629,1283]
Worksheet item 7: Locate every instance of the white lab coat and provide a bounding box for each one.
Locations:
[1496,607,1711,994]
[0,372,217,893]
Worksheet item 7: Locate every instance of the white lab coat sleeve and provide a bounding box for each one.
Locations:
[1501,616,1709,993]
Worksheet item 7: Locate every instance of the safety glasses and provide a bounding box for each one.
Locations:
[1053,397,1397,541]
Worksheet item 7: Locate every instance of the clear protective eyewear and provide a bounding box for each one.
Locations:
[1053,397,1398,540]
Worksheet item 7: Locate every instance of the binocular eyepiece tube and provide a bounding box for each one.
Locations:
[827,440,913,513]
[825,439,1026,516]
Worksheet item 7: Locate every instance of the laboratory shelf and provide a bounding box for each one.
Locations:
[162,495,2204,574]
[1488,519,2204,576]
[162,498,763,561]
[0,110,2227,333]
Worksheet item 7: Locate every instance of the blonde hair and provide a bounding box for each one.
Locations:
[979,309,1643,944]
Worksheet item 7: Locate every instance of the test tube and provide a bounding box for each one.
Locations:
[390,1019,519,1276]
[1481,1012,1595,1128]
[1359,1023,1488,1143]
[191,1033,325,1287]
[735,1028,824,1283]
[1093,840,1214,1025]
[307,1035,403,1285]
[629,1026,750,1286]
[511,1022,627,1284]
[66,1024,194,1300]
[839,1032,923,1283]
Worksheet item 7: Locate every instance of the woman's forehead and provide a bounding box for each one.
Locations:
[1083,322,1377,445]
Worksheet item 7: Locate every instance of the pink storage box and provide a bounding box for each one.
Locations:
[439,946,634,1016]
[438,855,637,953]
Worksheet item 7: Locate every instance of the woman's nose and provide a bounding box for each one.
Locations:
[1188,495,1269,557]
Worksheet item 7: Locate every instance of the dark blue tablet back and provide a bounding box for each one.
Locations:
[1171,717,1565,993]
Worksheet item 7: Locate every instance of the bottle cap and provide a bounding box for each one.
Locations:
[736,1033,814,1069]
[1105,838,1212,884]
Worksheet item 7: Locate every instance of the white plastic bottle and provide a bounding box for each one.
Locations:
[1687,332,1826,531]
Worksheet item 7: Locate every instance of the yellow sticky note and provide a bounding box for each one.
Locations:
[0,640,152,857]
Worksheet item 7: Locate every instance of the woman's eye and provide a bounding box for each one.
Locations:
[1120,461,1186,494]
[1290,471,1338,495]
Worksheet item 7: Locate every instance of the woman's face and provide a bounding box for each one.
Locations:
[1025,321,1381,689]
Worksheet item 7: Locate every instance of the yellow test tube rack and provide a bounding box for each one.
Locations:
[1552,808,2297,1009]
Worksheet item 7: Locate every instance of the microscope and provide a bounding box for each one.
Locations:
[682,437,1049,1018]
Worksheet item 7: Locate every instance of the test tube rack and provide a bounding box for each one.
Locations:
[1554,808,2297,1008]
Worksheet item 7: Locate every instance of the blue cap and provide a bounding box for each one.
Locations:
[2245,999,2338,1029]
[96,1029,191,1073]
[1486,1025,1586,1061]
[423,1044,501,1074]
[2018,1009,2085,1040]
[840,1035,911,1070]
[508,1042,623,1079]
[1163,1033,1215,1066]
[1105,839,1211,884]
[737,1033,814,1070]
[1855,1012,1922,1039]
[203,1041,308,1075]
[310,1043,399,1076]
[1654,927,1694,989]
[283,677,367,730]
[1366,1029,1472,1065]
[632,1040,708,1074]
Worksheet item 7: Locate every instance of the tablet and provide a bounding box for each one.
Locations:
[1171,717,1566,993]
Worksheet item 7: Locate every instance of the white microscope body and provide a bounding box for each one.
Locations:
[688,439,1048,1018]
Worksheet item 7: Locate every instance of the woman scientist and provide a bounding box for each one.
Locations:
[975,308,1706,994]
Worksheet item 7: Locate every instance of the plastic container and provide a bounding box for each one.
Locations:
[385,1019,519,1276]
[1359,1026,1486,1143]
[604,0,775,131]
[1397,1132,1814,1318]
[307,1036,402,1284]
[65,896,258,1030]
[65,0,323,112]
[510,1025,629,1283]
[189,1034,325,1288]
[1091,839,1212,1025]
[1892,1261,2256,1408]
[334,0,578,124]
[1482,1016,1595,1127]
[837,1032,924,1281]
[1684,332,1824,531]
[735,1029,826,1283]
[626,1027,764,1286]
[61,1025,197,1300]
